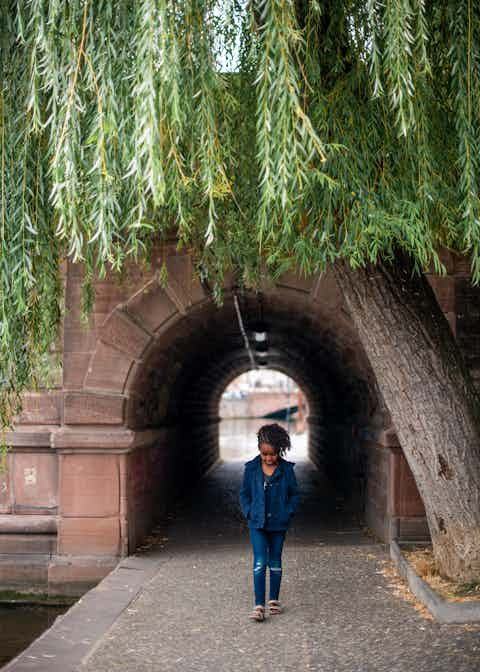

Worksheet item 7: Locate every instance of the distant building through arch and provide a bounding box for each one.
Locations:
[218,370,309,462]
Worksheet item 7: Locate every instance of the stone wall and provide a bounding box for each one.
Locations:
[427,250,480,386]
[363,433,429,544]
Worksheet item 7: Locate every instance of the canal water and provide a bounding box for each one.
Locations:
[0,602,69,668]
[219,416,308,462]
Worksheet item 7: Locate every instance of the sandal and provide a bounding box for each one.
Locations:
[249,605,266,621]
[267,599,282,615]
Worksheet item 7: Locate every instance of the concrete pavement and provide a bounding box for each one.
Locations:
[4,457,479,672]
[80,458,480,671]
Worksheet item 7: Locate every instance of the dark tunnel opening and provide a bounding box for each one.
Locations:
[124,287,380,552]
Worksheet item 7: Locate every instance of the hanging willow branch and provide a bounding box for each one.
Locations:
[449,0,480,279]
[0,0,480,424]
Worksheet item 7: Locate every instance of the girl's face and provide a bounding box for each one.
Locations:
[259,442,280,466]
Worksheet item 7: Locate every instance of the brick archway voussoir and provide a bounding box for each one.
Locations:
[83,308,152,395]
[74,280,193,424]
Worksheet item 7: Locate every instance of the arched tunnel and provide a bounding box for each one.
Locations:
[2,257,429,594]
[121,280,380,553]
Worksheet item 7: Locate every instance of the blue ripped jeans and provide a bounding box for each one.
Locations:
[249,528,286,607]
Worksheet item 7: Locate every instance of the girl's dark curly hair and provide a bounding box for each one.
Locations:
[257,423,291,457]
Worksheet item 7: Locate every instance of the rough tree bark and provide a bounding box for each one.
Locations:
[333,253,480,581]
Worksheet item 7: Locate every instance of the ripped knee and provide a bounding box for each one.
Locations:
[268,560,282,573]
[253,558,267,573]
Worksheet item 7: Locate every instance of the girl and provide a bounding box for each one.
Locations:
[239,423,300,621]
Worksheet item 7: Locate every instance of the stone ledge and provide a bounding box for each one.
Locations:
[3,553,162,671]
[0,515,57,534]
[4,430,52,448]
[0,554,49,591]
[390,540,480,624]
[52,427,169,451]
[47,554,119,596]
[0,534,56,555]
[5,427,171,452]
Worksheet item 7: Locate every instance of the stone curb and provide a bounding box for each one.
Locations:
[2,552,164,672]
[390,540,480,624]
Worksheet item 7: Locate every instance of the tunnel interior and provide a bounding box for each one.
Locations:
[124,287,381,553]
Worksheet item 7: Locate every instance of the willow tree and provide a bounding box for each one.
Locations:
[1,1,480,579]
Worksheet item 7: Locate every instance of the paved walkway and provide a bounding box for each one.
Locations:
[77,458,479,672]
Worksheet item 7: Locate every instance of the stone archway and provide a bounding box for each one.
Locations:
[1,246,430,594]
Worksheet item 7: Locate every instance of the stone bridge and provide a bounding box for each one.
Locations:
[0,245,478,595]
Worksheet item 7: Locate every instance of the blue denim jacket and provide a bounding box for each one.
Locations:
[239,454,300,530]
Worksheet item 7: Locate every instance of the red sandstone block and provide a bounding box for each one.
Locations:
[0,534,56,554]
[67,259,86,280]
[436,249,456,274]
[14,392,62,425]
[389,451,425,517]
[90,278,129,314]
[0,457,11,513]
[60,454,119,517]
[48,556,117,588]
[13,453,58,511]
[84,342,134,393]
[166,253,206,306]
[453,254,473,276]
[100,309,152,359]
[4,431,51,448]
[127,282,177,333]
[93,311,110,330]
[0,556,48,587]
[58,516,120,555]
[63,320,97,353]
[398,518,430,541]
[427,276,455,313]
[53,428,134,450]
[64,393,125,425]
[64,270,84,313]
[0,514,57,534]
[63,351,92,389]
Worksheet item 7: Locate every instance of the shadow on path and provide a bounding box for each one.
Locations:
[80,458,480,672]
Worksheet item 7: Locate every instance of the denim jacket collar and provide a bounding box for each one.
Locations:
[251,453,286,483]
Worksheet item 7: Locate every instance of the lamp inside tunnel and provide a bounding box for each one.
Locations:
[250,319,269,342]
[253,331,267,342]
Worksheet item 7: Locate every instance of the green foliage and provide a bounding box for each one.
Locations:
[0,0,480,425]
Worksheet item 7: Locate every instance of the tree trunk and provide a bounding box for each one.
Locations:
[333,253,480,581]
